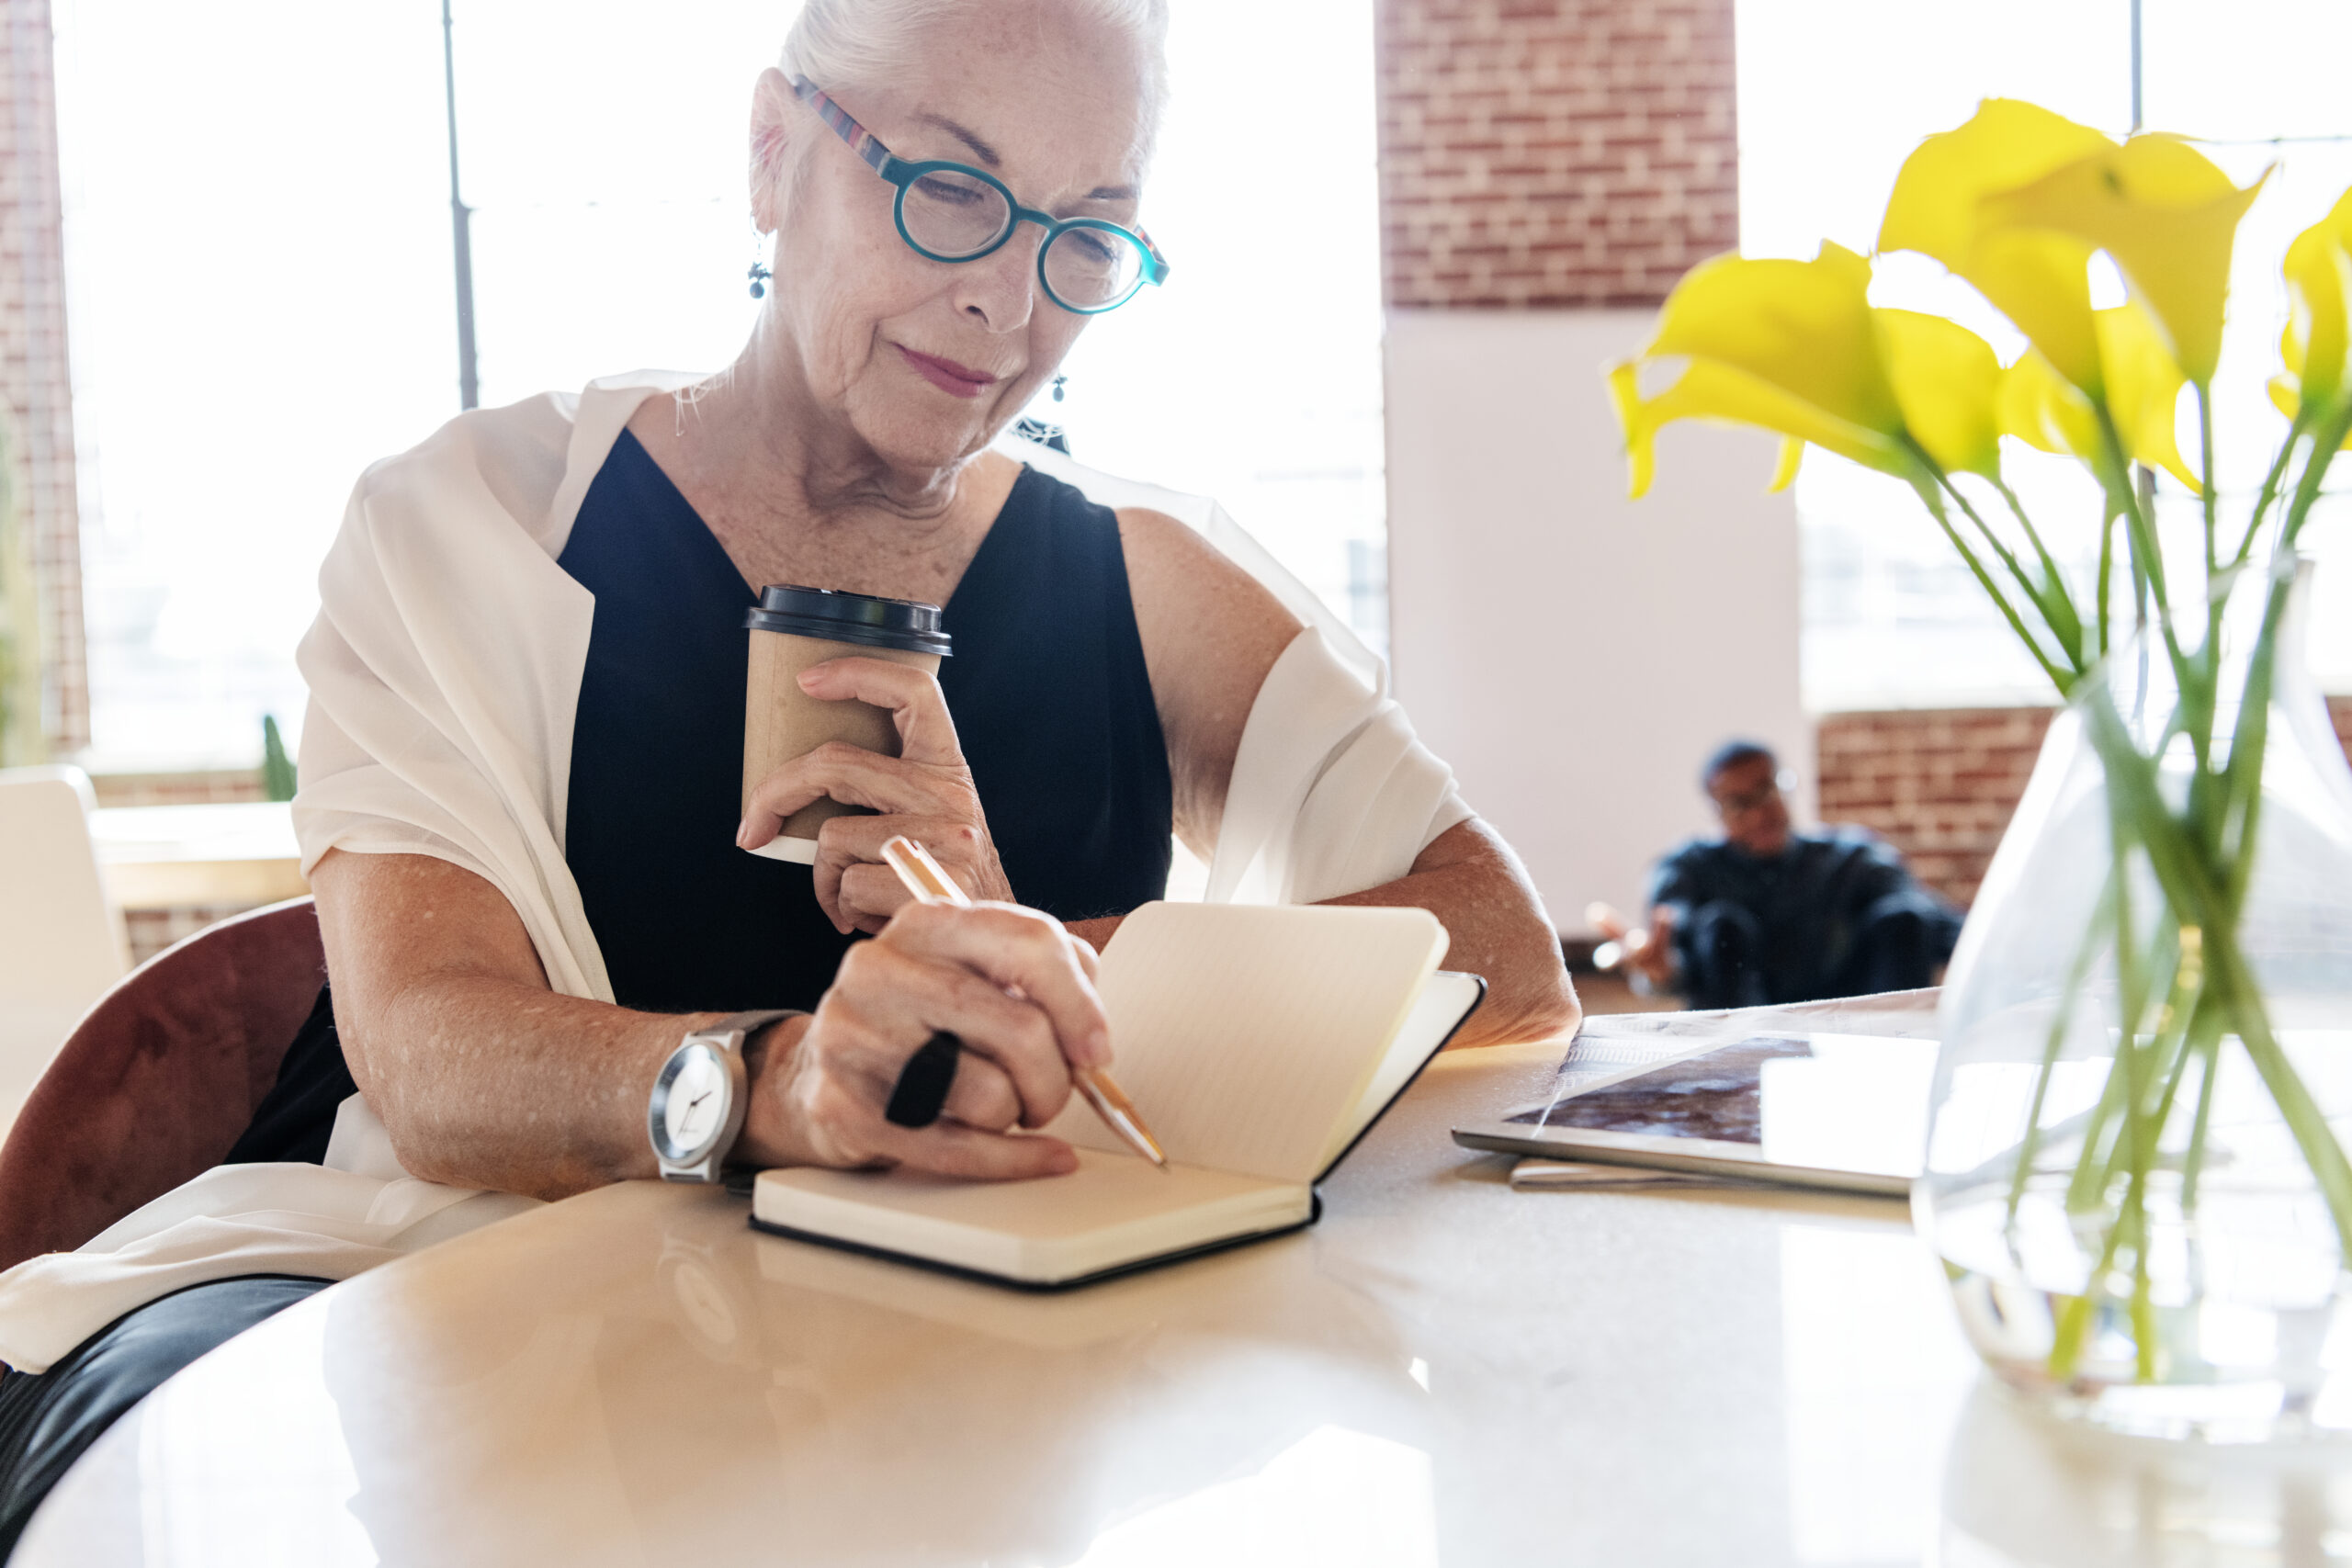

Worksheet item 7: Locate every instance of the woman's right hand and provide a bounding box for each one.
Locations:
[735,898,1111,1180]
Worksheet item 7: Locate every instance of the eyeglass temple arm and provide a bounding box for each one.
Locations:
[1134,229,1171,285]
[790,76,898,176]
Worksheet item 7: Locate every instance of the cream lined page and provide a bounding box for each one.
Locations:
[1046,903,1447,1183]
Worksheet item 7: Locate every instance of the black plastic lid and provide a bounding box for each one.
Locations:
[743,584,952,658]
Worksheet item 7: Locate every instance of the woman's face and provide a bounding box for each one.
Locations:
[754,6,1154,474]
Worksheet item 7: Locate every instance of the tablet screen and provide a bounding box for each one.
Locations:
[1506,1032,1936,1179]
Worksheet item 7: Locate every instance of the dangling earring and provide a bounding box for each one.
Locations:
[748,224,772,299]
[1051,374,1068,403]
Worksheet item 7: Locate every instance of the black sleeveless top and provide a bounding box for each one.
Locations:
[556,431,1172,1013]
[224,430,1172,1164]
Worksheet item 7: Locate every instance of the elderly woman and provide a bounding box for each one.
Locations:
[0,0,1573,1540]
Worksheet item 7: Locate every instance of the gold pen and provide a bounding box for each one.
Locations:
[879,835,1169,1168]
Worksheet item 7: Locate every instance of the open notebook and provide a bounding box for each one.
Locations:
[752,902,1483,1289]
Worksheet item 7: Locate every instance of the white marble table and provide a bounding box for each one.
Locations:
[18,1000,2346,1566]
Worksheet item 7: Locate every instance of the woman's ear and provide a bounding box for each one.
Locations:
[749,67,797,233]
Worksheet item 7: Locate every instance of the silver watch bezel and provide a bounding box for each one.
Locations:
[649,1030,751,1182]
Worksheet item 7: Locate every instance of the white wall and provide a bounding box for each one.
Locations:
[1384,309,1809,927]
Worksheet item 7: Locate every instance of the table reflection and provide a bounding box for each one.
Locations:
[312,1185,1433,1566]
[1939,1379,2352,1567]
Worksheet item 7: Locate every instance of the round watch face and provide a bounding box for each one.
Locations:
[656,1043,730,1161]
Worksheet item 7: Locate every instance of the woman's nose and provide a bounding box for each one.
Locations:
[951,228,1041,333]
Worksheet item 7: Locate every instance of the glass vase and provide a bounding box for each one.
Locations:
[1917,562,2352,1442]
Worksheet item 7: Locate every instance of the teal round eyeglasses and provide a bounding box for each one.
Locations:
[791,78,1170,315]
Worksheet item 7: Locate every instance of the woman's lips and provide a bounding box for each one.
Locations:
[896,344,1000,399]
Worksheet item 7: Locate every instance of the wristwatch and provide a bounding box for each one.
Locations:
[649,1010,801,1183]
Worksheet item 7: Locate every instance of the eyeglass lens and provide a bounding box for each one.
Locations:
[899,170,1146,310]
[1041,226,1144,310]
[1714,770,1795,816]
[901,169,1008,258]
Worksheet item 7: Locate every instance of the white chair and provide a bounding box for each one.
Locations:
[0,766,129,1135]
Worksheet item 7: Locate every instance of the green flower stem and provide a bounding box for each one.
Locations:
[2098,869,2188,1338]
[2096,506,2118,659]
[2092,405,2189,686]
[1912,476,2076,693]
[2197,383,2220,581]
[1930,463,2085,671]
[2127,1179,2159,1382]
[2050,1190,2133,1378]
[2081,700,2219,924]
[2218,574,2287,913]
[2228,420,2303,571]
[2091,410,2215,791]
[2066,1044,2132,1215]
[2177,994,2228,1213]
[2064,864,2146,1218]
[2130,936,2204,1169]
[2206,928,2352,1265]
[1992,474,2089,665]
[2007,888,2113,1222]
[2281,396,2352,550]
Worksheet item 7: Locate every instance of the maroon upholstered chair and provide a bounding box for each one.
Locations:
[0,897,325,1275]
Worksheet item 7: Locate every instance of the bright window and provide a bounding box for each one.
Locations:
[1738,0,2352,711]
[52,1,1385,771]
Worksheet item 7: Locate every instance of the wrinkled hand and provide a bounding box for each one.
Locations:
[737,899,1108,1179]
[737,656,1014,935]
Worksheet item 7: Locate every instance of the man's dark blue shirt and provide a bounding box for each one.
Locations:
[1646,828,1961,1008]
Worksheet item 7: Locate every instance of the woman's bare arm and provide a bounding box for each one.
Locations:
[311,849,701,1198]
[311,848,1108,1200]
[1323,818,1579,1045]
[1118,509,1579,1045]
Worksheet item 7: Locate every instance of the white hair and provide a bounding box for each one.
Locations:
[780,0,1170,162]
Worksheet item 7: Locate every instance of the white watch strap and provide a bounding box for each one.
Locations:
[696,1009,800,1055]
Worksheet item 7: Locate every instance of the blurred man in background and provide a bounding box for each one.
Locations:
[1593,740,1961,1010]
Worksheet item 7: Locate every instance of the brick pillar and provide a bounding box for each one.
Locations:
[1374,0,1740,309]
[0,0,85,753]
[1376,0,1777,925]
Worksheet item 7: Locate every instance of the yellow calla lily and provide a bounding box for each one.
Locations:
[1984,135,2266,385]
[1876,309,2003,477]
[1880,99,2115,394]
[2096,301,2199,491]
[2269,358,2352,447]
[1996,304,2198,491]
[1607,243,1908,497]
[1998,346,2101,458]
[2278,187,2352,424]
[2270,367,2299,423]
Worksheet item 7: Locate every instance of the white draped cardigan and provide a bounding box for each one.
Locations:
[0,372,1470,1371]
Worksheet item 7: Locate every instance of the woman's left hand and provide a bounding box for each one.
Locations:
[737,656,1014,933]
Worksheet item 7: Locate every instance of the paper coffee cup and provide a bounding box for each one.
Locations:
[742,584,952,863]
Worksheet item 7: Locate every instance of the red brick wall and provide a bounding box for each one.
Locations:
[0,0,85,752]
[1818,700,2352,909]
[1374,0,1738,309]
[1815,708,2055,908]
